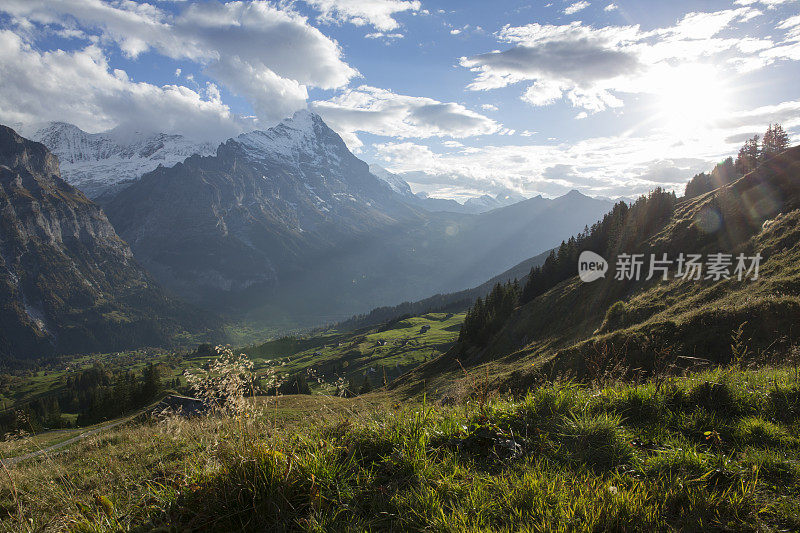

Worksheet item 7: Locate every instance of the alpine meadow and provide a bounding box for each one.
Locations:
[2,1,800,531]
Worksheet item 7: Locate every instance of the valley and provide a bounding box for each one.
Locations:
[2,91,800,533]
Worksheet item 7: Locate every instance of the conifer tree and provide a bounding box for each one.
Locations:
[762,123,790,159]
[735,135,760,174]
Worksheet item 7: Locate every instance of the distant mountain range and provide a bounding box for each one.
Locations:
[368,164,527,214]
[29,121,528,214]
[29,122,216,200]
[0,125,221,359]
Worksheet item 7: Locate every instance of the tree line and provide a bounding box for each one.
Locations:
[458,122,793,351]
[685,123,790,199]
[458,280,520,347]
[458,188,678,348]
[0,362,172,436]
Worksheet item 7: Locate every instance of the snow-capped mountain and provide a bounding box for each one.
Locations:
[30,122,217,199]
[463,191,527,213]
[103,110,420,306]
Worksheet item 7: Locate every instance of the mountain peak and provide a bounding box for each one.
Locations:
[232,109,346,165]
[562,189,588,199]
[29,121,216,198]
[287,108,322,126]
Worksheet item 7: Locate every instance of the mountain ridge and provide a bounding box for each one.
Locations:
[29,121,217,199]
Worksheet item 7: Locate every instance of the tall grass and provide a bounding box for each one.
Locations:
[1,365,799,531]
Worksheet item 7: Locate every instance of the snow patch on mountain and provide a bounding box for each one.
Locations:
[31,122,216,199]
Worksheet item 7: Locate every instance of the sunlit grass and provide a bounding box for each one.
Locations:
[2,365,800,531]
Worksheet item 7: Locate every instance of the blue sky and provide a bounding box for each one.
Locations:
[1,0,799,200]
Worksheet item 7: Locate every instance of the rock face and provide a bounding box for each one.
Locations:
[0,125,220,359]
[30,122,216,199]
[369,164,416,198]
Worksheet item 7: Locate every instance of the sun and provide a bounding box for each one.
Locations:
[653,63,733,138]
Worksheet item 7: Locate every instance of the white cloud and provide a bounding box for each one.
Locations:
[312,85,503,149]
[0,30,247,140]
[0,0,357,129]
[460,8,767,114]
[365,31,404,39]
[735,0,794,8]
[442,140,464,148]
[657,9,751,40]
[480,104,498,111]
[604,3,618,11]
[373,98,800,199]
[522,79,564,106]
[305,0,421,31]
[564,1,590,15]
[715,99,800,132]
[778,14,800,30]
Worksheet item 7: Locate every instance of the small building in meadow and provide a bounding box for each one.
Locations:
[151,395,208,418]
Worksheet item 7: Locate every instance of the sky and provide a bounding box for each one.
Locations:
[0,0,799,200]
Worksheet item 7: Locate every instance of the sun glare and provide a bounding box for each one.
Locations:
[654,64,733,138]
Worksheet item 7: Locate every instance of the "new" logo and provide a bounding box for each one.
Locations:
[578,251,608,282]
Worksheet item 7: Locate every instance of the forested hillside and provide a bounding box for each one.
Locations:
[394,141,800,396]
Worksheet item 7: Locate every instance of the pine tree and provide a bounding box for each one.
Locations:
[762,123,790,159]
[735,135,760,175]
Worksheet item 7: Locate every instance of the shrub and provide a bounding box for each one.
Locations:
[734,417,790,447]
[767,386,800,422]
[557,413,633,468]
[183,346,256,416]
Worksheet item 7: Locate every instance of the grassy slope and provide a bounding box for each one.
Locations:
[244,312,464,390]
[392,147,800,397]
[3,366,800,531]
[0,313,464,430]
